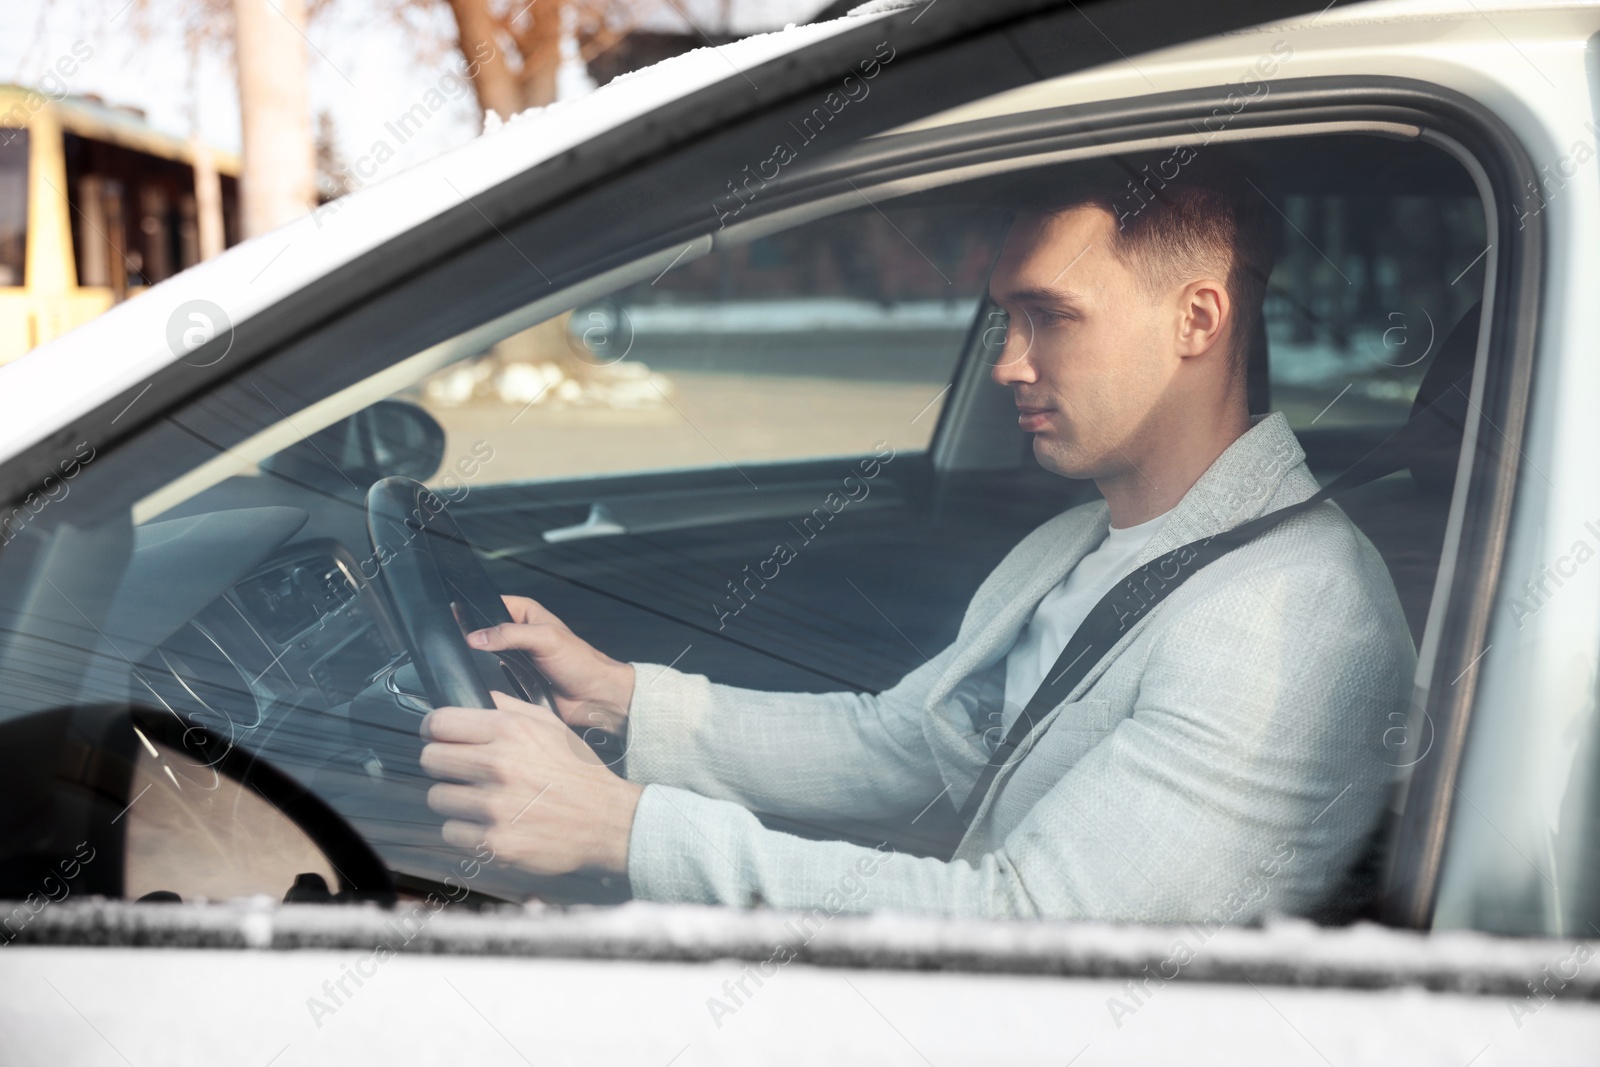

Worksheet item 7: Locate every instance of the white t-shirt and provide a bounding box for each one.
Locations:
[1000,508,1172,732]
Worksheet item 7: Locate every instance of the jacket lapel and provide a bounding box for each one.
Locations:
[1122,412,1309,576]
[918,501,1108,794]
[932,502,1109,703]
[1043,414,1311,710]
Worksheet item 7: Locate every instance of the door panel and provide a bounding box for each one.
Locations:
[458,457,1091,697]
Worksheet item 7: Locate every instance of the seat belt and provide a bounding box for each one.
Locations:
[952,387,1466,834]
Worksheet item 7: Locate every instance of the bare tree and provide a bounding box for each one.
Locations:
[427,0,642,120]
[232,0,316,235]
[92,0,650,241]
[123,0,316,237]
[314,109,352,197]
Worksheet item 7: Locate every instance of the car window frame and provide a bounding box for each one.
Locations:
[0,14,1543,931]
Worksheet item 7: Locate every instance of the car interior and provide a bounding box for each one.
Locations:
[0,119,1494,915]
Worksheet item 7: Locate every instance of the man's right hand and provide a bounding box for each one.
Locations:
[467,595,635,736]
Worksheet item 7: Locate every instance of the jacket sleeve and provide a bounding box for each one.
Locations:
[626,553,1416,922]
[621,646,957,824]
[619,505,1100,826]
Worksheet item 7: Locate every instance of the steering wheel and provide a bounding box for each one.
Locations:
[365,476,557,713]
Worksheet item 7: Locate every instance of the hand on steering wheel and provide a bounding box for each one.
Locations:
[465,595,634,736]
[365,476,557,712]
[365,475,634,779]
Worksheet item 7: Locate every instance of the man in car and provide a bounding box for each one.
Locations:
[417,163,1416,923]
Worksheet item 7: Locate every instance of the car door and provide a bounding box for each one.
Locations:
[0,0,1553,932]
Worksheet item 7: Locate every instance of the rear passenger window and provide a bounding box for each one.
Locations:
[1246,139,1487,645]
[1260,151,1486,433]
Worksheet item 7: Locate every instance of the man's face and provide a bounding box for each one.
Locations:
[987,204,1183,481]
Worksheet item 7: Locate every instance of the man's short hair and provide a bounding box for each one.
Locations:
[1017,153,1278,376]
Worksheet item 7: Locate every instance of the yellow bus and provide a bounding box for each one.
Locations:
[0,83,241,363]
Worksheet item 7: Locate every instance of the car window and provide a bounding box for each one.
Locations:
[1264,190,1486,433]
[129,195,1002,525]
[400,203,999,485]
[0,104,1509,926]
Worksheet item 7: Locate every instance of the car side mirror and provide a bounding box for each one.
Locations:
[259,399,446,496]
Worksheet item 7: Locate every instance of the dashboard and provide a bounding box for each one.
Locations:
[122,511,531,900]
[231,549,398,702]
[135,537,406,775]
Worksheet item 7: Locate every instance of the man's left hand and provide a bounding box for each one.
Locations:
[421,691,643,876]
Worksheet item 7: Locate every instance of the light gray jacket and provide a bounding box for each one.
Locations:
[622,413,1416,922]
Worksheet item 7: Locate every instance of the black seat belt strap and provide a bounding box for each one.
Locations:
[950,393,1457,835]
[953,487,1329,831]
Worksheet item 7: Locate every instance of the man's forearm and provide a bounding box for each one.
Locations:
[590,776,644,873]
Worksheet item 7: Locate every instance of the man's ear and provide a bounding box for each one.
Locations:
[1175,278,1231,361]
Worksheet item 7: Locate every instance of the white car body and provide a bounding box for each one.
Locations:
[3,1,1599,1063]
